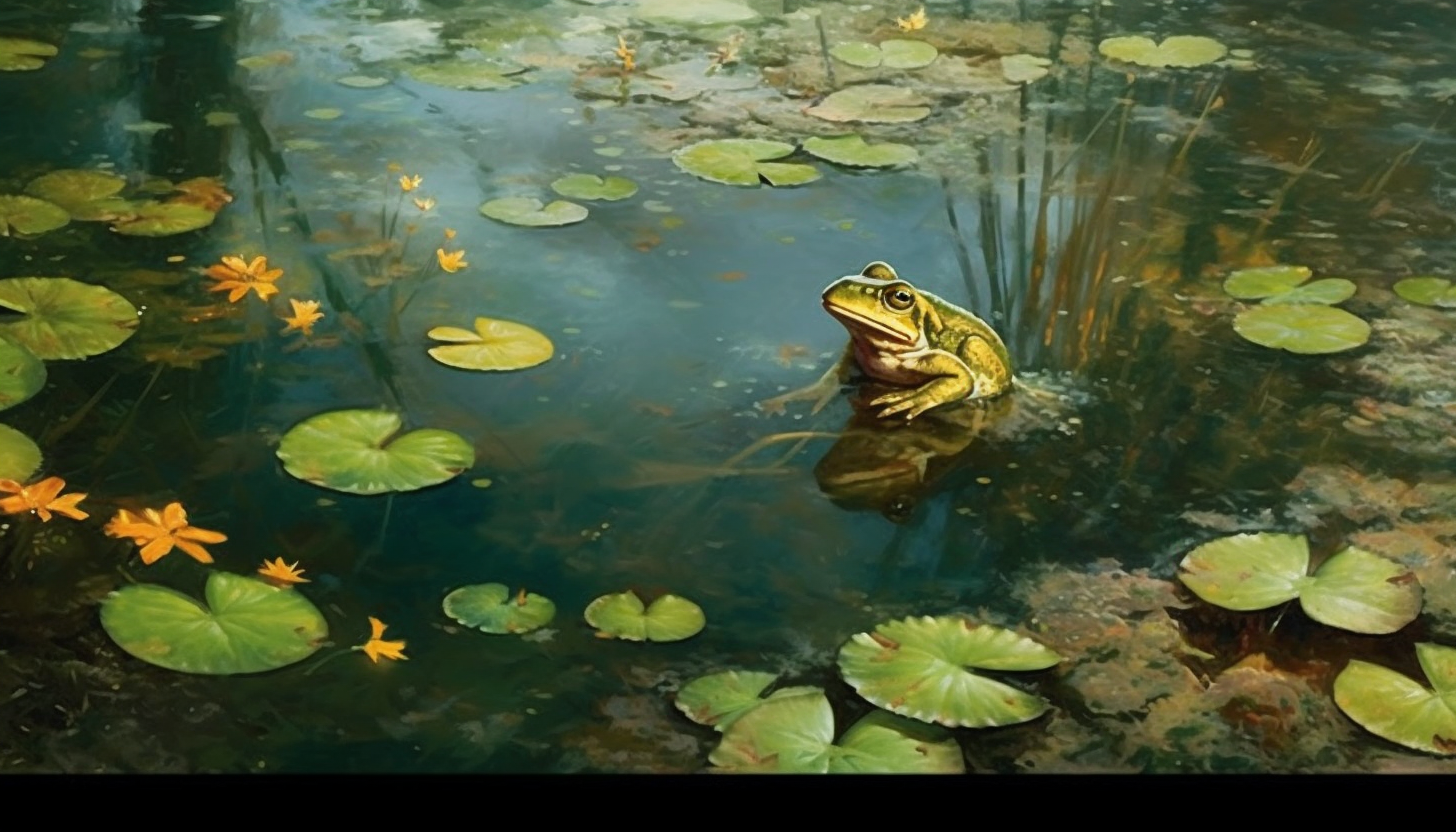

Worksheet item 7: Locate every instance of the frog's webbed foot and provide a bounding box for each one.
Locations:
[758,377,842,416]
[870,377,971,421]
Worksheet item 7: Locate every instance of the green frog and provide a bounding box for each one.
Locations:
[761,262,1013,420]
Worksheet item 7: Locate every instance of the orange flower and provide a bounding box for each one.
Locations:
[258,557,309,585]
[279,298,324,336]
[399,174,422,192]
[412,197,436,211]
[104,502,228,565]
[205,255,283,303]
[360,616,407,663]
[0,477,88,522]
[443,228,457,240]
[896,6,927,30]
[615,35,636,72]
[436,248,467,273]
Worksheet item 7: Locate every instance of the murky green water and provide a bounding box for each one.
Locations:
[3,0,1456,773]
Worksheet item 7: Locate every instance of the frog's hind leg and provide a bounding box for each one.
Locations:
[758,342,854,416]
[963,336,1012,399]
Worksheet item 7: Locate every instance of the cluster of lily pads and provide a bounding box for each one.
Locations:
[1223,265,1372,354]
[1,169,222,238]
[443,583,705,642]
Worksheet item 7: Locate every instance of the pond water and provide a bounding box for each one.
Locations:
[3,0,1456,773]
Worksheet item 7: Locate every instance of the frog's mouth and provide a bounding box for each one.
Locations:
[823,300,916,344]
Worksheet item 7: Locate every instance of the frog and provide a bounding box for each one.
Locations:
[760,261,1013,421]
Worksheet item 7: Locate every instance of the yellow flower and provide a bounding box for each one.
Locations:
[0,477,88,522]
[615,34,636,72]
[436,248,468,273]
[279,298,324,336]
[258,557,310,585]
[413,197,436,211]
[104,502,228,565]
[360,616,407,663]
[896,6,927,30]
[399,174,422,192]
[204,255,283,303]
[444,228,457,240]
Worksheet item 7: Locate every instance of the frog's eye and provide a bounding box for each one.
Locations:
[882,286,915,311]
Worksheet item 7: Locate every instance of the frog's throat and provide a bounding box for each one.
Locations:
[823,301,917,344]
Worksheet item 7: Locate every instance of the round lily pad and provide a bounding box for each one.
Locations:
[1223,265,1313,299]
[802,135,918,168]
[25,169,127,211]
[479,197,588,227]
[0,277,139,360]
[0,423,41,481]
[879,39,938,70]
[275,409,475,495]
[672,139,820,187]
[584,590,704,642]
[425,317,554,371]
[708,689,964,773]
[1098,34,1228,68]
[99,572,328,675]
[337,74,390,88]
[806,84,932,124]
[0,195,70,236]
[109,201,216,236]
[838,615,1061,728]
[1335,643,1456,755]
[829,42,882,68]
[1177,533,1421,634]
[676,670,783,731]
[1260,279,1356,306]
[0,38,58,72]
[1394,276,1456,308]
[304,107,343,120]
[442,583,556,634]
[550,174,638,201]
[1002,53,1052,84]
[636,0,759,24]
[1232,305,1370,354]
[406,59,525,91]
[0,338,45,411]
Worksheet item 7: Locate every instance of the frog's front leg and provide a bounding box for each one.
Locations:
[758,342,854,415]
[868,351,973,420]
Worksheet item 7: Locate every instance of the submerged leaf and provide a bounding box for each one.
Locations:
[584,590,705,642]
[275,409,475,495]
[0,277,139,359]
[425,317,554,371]
[479,197,588,227]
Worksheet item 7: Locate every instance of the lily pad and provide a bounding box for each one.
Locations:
[0,38,58,72]
[479,197,588,227]
[442,583,556,634]
[1394,276,1456,308]
[1002,53,1052,84]
[304,107,343,120]
[1098,35,1228,68]
[336,74,389,88]
[708,689,965,773]
[806,84,932,124]
[802,135,918,169]
[642,58,759,100]
[1232,305,1370,354]
[406,59,525,91]
[99,572,328,675]
[879,39,938,70]
[636,0,759,25]
[1260,279,1356,306]
[0,423,41,481]
[675,670,781,731]
[0,338,45,411]
[0,195,70,236]
[1334,643,1456,756]
[25,170,127,215]
[838,615,1061,728]
[584,590,704,642]
[1177,533,1421,634]
[1222,265,1312,299]
[275,409,475,495]
[829,42,883,68]
[109,201,216,236]
[672,139,820,187]
[0,277,139,360]
[425,317,554,371]
[550,174,638,201]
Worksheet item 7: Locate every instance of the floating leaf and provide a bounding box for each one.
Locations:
[1334,643,1456,756]
[1261,279,1356,306]
[442,583,556,634]
[204,111,240,126]
[99,572,328,675]
[0,423,41,482]
[0,277,138,360]
[584,590,704,642]
[1394,276,1456,308]
[336,74,389,88]
[672,139,820,187]
[829,42,883,68]
[304,107,343,120]
[0,38,58,72]
[642,58,759,100]
[406,59,525,91]
[109,202,216,236]
[236,50,293,70]
[0,338,45,411]
[275,409,475,495]
[636,0,759,25]
[675,670,781,731]
[550,174,638,201]
[0,195,69,236]
[425,317,554,372]
[838,615,1061,728]
[1233,305,1370,354]
[1002,53,1052,84]
[479,197,588,227]
[806,84,931,124]
[1098,34,1228,68]
[802,135,918,169]
[24,170,127,214]
[879,39,938,70]
[1223,265,1312,299]
[1177,533,1421,634]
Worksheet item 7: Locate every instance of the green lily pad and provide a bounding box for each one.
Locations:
[0,38,58,72]
[708,689,965,773]
[550,174,638,201]
[1334,643,1456,756]
[1098,35,1228,68]
[406,59,525,91]
[802,135,918,169]
[99,572,328,675]
[25,169,127,210]
[806,84,932,124]
[584,590,704,642]
[838,615,1061,728]
[1177,533,1421,634]
[0,338,45,411]
[425,317,555,371]
[672,139,820,187]
[879,39,938,70]
[1232,305,1370,354]
[304,107,344,120]
[442,583,556,634]
[673,671,821,731]
[109,201,216,236]
[479,197,588,227]
[829,42,883,69]
[275,409,475,495]
[1223,265,1313,299]
[636,0,759,25]
[1002,53,1052,84]
[0,423,41,481]
[1260,279,1356,306]
[337,74,390,88]
[0,277,139,360]
[0,195,70,236]
[1394,276,1456,308]
[642,58,760,101]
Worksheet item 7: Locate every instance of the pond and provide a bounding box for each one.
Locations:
[2,0,1456,774]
